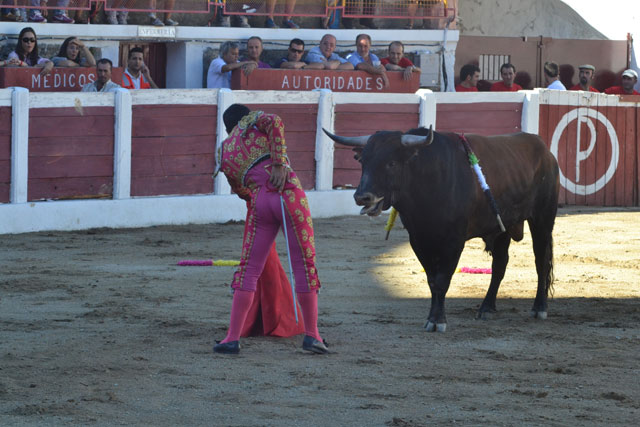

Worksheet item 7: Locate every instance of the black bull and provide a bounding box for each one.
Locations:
[324,127,560,332]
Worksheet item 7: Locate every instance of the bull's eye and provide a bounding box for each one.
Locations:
[386,160,396,169]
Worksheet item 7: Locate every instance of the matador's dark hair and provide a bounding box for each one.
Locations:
[223,104,251,134]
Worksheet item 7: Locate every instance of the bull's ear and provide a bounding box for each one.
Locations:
[353,148,363,161]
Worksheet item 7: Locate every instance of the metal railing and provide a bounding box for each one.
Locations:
[1,0,457,22]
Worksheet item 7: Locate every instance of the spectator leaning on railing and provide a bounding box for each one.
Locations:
[81,58,121,93]
[277,38,324,70]
[51,37,96,67]
[347,33,389,87]
[381,41,421,81]
[243,36,271,69]
[5,27,53,76]
[305,34,354,70]
[207,41,259,89]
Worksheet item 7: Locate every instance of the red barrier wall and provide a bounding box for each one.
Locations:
[539,102,638,207]
[436,102,522,135]
[232,69,420,93]
[246,103,318,190]
[131,105,217,197]
[0,106,10,203]
[333,103,420,188]
[0,67,124,92]
[28,107,114,201]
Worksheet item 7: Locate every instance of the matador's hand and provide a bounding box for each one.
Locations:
[269,164,289,193]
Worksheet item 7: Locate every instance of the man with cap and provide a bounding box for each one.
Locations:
[569,64,599,92]
[604,69,640,95]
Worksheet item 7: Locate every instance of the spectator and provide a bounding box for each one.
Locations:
[569,64,599,92]
[24,0,46,23]
[347,34,388,87]
[51,0,74,23]
[51,37,96,67]
[278,38,322,70]
[305,34,354,70]
[343,0,376,29]
[6,27,53,76]
[406,0,443,30]
[604,69,640,95]
[265,0,298,29]
[122,47,158,89]
[490,63,522,92]
[544,61,566,90]
[106,0,128,25]
[244,36,271,69]
[148,0,178,26]
[381,41,421,81]
[455,64,480,92]
[1,1,20,21]
[81,58,121,93]
[214,2,250,27]
[207,41,258,89]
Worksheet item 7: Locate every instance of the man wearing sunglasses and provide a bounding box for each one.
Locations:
[277,38,323,70]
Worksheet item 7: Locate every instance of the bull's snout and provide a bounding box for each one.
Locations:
[354,191,377,206]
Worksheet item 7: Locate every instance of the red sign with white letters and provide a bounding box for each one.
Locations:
[231,68,420,93]
[0,67,124,92]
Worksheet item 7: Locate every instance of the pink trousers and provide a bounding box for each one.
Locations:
[231,160,320,293]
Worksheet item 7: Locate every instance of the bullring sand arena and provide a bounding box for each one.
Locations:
[1,206,639,425]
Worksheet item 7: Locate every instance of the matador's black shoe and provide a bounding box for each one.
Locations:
[213,340,240,354]
[302,335,329,354]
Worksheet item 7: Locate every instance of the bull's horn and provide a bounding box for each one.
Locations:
[401,125,434,146]
[323,128,370,147]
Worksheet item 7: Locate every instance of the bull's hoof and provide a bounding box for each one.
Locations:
[424,321,447,332]
[476,310,494,320]
[530,310,548,320]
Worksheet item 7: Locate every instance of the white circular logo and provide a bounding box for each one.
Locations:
[549,108,619,195]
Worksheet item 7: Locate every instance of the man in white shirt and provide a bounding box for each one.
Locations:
[207,41,258,89]
[81,59,121,93]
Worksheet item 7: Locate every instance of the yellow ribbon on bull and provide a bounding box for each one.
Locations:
[385,207,398,240]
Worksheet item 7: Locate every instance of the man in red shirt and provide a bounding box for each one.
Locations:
[455,64,480,92]
[569,64,599,92]
[381,41,421,81]
[490,63,522,92]
[604,69,640,95]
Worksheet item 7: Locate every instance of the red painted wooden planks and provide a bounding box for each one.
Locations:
[333,103,419,188]
[30,136,114,157]
[132,105,217,138]
[132,136,215,157]
[436,102,522,135]
[132,154,215,177]
[27,106,115,201]
[242,104,318,190]
[131,175,214,197]
[29,156,113,179]
[232,69,420,93]
[540,96,638,207]
[131,104,218,197]
[28,177,113,201]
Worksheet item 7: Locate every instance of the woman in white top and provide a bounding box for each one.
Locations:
[4,27,53,76]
